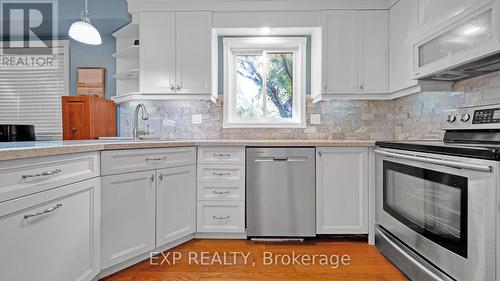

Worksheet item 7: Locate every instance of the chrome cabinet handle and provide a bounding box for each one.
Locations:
[176,85,181,91]
[22,169,62,179]
[24,203,63,219]
[150,174,155,183]
[170,84,175,91]
[213,153,231,157]
[159,173,163,181]
[213,215,230,221]
[212,172,230,176]
[146,156,167,162]
[213,190,230,195]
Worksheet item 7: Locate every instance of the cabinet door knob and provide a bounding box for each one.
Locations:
[170,84,175,91]
[72,127,78,134]
[150,174,155,183]
[176,85,181,91]
[159,173,163,181]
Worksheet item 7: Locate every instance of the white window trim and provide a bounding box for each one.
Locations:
[223,37,307,128]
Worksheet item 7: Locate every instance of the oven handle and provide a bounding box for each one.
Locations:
[374,149,492,173]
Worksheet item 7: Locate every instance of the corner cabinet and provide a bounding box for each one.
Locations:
[139,11,214,101]
[319,10,388,100]
[316,147,368,234]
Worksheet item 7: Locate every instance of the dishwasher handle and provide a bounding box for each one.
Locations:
[255,157,309,162]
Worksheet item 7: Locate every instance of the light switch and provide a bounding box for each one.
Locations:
[192,114,202,125]
[310,114,321,125]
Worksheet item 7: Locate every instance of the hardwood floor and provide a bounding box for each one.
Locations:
[102,239,408,281]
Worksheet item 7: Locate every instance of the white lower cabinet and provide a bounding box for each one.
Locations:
[101,170,156,269]
[0,177,100,281]
[156,165,196,246]
[100,147,197,271]
[316,147,369,234]
[196,147,246,237]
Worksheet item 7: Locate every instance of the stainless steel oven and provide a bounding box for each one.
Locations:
[375,147,498,281]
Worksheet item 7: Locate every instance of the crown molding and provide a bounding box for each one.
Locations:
[127,0,392,13]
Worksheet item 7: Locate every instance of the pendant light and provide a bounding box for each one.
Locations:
[68,0,102,45]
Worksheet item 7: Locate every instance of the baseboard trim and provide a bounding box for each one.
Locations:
[98,234,194,279]
[195,232,247,239]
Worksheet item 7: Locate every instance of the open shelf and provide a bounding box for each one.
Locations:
[113,23,139,39]
[113,69,139,80]
[112,45,139,59]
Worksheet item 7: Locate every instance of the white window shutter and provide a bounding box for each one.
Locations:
[0,40,69,140]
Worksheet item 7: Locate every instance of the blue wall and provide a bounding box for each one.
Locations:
[58,0,130,98]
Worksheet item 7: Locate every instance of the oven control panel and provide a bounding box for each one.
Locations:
[442,104,500,130]
[473,108,500,124]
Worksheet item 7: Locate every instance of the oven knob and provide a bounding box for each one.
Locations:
[460,114,471,122]
[447,114,457,123]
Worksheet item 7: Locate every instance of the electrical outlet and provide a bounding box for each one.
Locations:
[192,114,202,125]
[310,114,321,125]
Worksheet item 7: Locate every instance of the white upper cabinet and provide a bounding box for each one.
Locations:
[418,0,482,28]
[136,11,213,101]
[176,12,212,95]
[140,12,176,94]
[321,10,388,97]
[390,0,419,92]
[322,11,359,93]
[358,11,389,93]
[412,0,499,79]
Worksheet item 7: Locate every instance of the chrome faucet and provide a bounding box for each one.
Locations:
[133,103,150,140]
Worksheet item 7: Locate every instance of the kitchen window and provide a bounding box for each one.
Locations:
[223,37,306,128]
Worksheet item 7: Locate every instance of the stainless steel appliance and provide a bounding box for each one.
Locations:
[246,147,316,237]
[375,104,500,281]
[0,125,35,142]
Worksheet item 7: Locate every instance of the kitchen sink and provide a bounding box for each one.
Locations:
[98,136,162,141]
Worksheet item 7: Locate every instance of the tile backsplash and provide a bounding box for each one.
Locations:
[395,71,500,140]
[119,71,500,140]
[119,96,395,140]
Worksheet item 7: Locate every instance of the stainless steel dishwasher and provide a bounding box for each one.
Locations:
[246,147,316,237]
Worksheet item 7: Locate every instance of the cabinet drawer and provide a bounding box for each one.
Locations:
[197,201,245,233]
[197,164,245,183]
[0,178,100,281]
[197,147,245,164]
[197,182,244,201]
[101,147,196,175]
[0,152,100,203]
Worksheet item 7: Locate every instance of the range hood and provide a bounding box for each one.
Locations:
[422,51,500,82]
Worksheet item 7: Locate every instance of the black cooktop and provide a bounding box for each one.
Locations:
[376,140,500,161]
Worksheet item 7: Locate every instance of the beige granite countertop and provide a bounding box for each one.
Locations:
[0,139,377,161]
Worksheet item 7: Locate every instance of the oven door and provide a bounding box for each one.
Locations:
[375,148,497,281]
